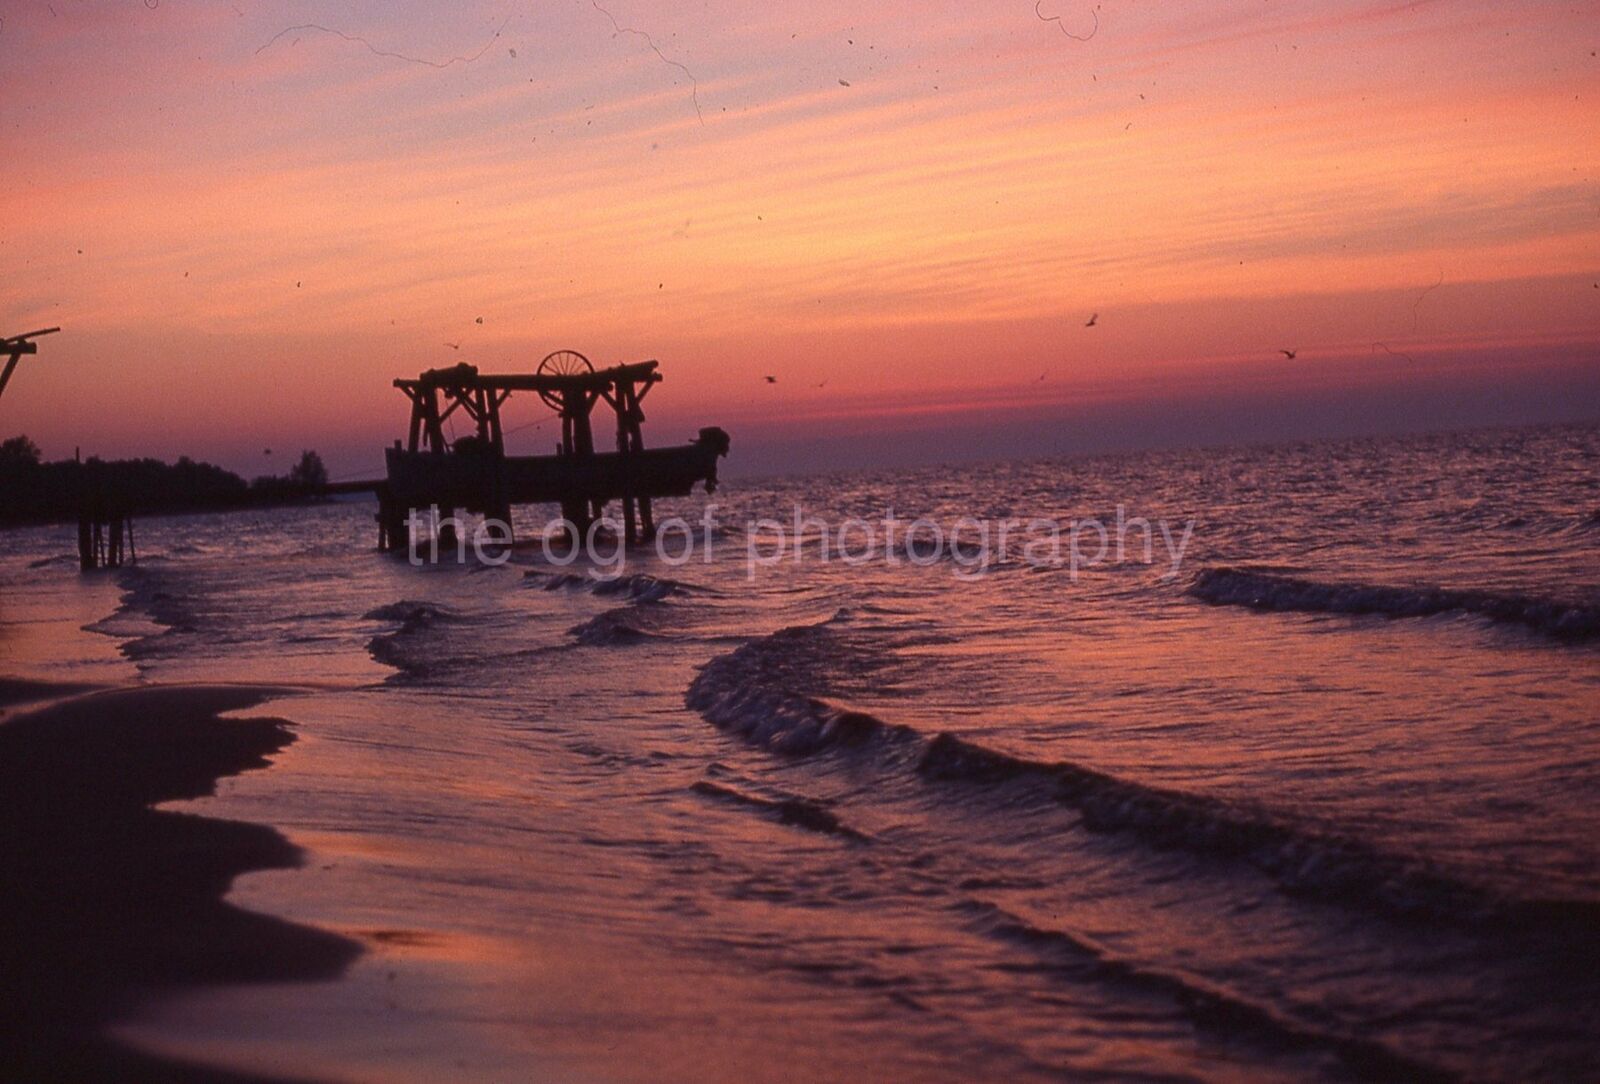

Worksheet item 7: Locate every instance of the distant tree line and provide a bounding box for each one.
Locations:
[0,436,330,526]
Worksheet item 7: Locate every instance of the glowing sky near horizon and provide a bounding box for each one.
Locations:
[1,0,1597,476]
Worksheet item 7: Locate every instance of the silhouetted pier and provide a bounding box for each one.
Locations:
[375,351,728,551]
[0,329,126,571]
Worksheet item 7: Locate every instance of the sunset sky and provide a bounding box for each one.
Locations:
[2,0,1596,478]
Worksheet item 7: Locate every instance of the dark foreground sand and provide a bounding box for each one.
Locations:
[0,684,361,1082]
[0,677,103,719]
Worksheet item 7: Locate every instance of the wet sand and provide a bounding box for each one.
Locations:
[0,676,103,718]
[0,683,360,1082]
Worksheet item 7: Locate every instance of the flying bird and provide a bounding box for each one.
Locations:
[475,316,484,325]
[764,375,778,384]
[1085,313,1098,327]
[813,380,827,389]
[444,342,461,350]
[1279,349,1297,360]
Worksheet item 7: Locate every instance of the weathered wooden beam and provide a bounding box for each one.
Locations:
[404,359,660,393]
[0,329,61,402]
[0,353,22,401]
[622,494,638,545]
[408,400,423,451]
[424,388,446,453]
[324,478,386,495]
[0,327,59,351]
[438,395,468,426]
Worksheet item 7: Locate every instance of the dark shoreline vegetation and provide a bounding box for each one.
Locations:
[0,436,331,528]
[0,683,360,1082]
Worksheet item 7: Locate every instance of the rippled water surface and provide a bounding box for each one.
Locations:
[3,422,1598,1081]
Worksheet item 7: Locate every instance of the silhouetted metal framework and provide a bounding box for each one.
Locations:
[377,354,728,551]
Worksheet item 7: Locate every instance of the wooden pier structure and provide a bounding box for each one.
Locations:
[77,474,136,571]
[0,329,128,571]
[376,350,728,551]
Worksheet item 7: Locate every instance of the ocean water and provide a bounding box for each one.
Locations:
[3,421,1599,1082]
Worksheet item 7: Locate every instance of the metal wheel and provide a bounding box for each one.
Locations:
[537,349,593,410]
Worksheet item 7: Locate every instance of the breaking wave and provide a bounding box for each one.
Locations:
[364,600,476,677]
[567,608,667,647]
[959,900,1452,1081]
[88,566,203,661]
[543,567,720,648]
[362,600,464,627]
[686,620,1600,933]
[527,570,696,602]
[1190,567,1600,642]
[690,779,869,842]
[685,624,908,755]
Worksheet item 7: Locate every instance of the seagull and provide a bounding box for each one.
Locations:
[813,380,827,388]
[1037,372,1047,381]
[764,375,778,384]
[475,316,484,325]
[1279,348,1297,360]
[1085,313,1098,327]
[444,342,461,350]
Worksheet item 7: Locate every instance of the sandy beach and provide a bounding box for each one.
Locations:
[0,683,359,1081]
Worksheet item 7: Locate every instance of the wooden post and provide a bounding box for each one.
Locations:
[614,378,653,543]
[78,513,95,571]
[437,507,459,555]
[407,391,424,452]
[79,465,102,571]
[0,349,22,401]
[424,388,446,453]
[622,493,638,545]
[488,390,508,454]
[376,485,406,551]
[474,387,491,444]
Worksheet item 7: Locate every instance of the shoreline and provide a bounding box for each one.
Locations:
[0,682,360,1082]
[0,677,106,719]
[0,494,363,535]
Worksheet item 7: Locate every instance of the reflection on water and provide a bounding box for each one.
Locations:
[5,421,1600,1081]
